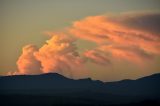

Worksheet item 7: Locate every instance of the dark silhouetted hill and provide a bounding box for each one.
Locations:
[0,73,160,105]
[104,73,160,98]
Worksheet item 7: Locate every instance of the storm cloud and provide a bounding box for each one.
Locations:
[10,12,160,78]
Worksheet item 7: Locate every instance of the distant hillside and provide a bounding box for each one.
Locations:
[104,73,160,97]
[0,73,160,105]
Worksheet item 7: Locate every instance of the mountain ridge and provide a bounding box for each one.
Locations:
[1,72,160,82]
[0,72,160,105]
[0,72,160,94]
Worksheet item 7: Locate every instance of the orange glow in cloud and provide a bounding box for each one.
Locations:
[70,13,160,66]
[99,45,153,65]
[84,50,111,66]
[10,12,160,78]
[34,34,88,79]
[11,45,42,75]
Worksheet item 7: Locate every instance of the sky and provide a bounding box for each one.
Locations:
[0,0,160,81]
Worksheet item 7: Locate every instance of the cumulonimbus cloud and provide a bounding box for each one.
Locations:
[10,12,160,78]
[14,45,42,75]
[10,34,88,79]
[34,34,88,79]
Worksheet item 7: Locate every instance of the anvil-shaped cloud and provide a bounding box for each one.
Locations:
[10,12,160,79]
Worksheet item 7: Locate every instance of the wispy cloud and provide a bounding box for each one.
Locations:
[9,12,160,78]
[70,12,160,65]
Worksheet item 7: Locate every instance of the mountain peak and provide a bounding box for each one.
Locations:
[42,72,65,77]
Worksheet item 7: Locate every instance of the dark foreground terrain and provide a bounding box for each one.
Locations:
[0,73,160,106]
[0,94,160,106]
[0,95,160,106]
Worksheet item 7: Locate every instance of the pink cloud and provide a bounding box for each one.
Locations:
[10,12,160,77]
[16,44,42,75]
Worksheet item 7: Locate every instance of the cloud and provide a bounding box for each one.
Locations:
[10,12,160,78]
[69,16,110,43]
[84,49,111,66]
[13,44,42,75]
[110,12,160,36]
[69,13,160,65]
[99,45,153,65]
[10,34,88,79]
[34,34,88,79]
